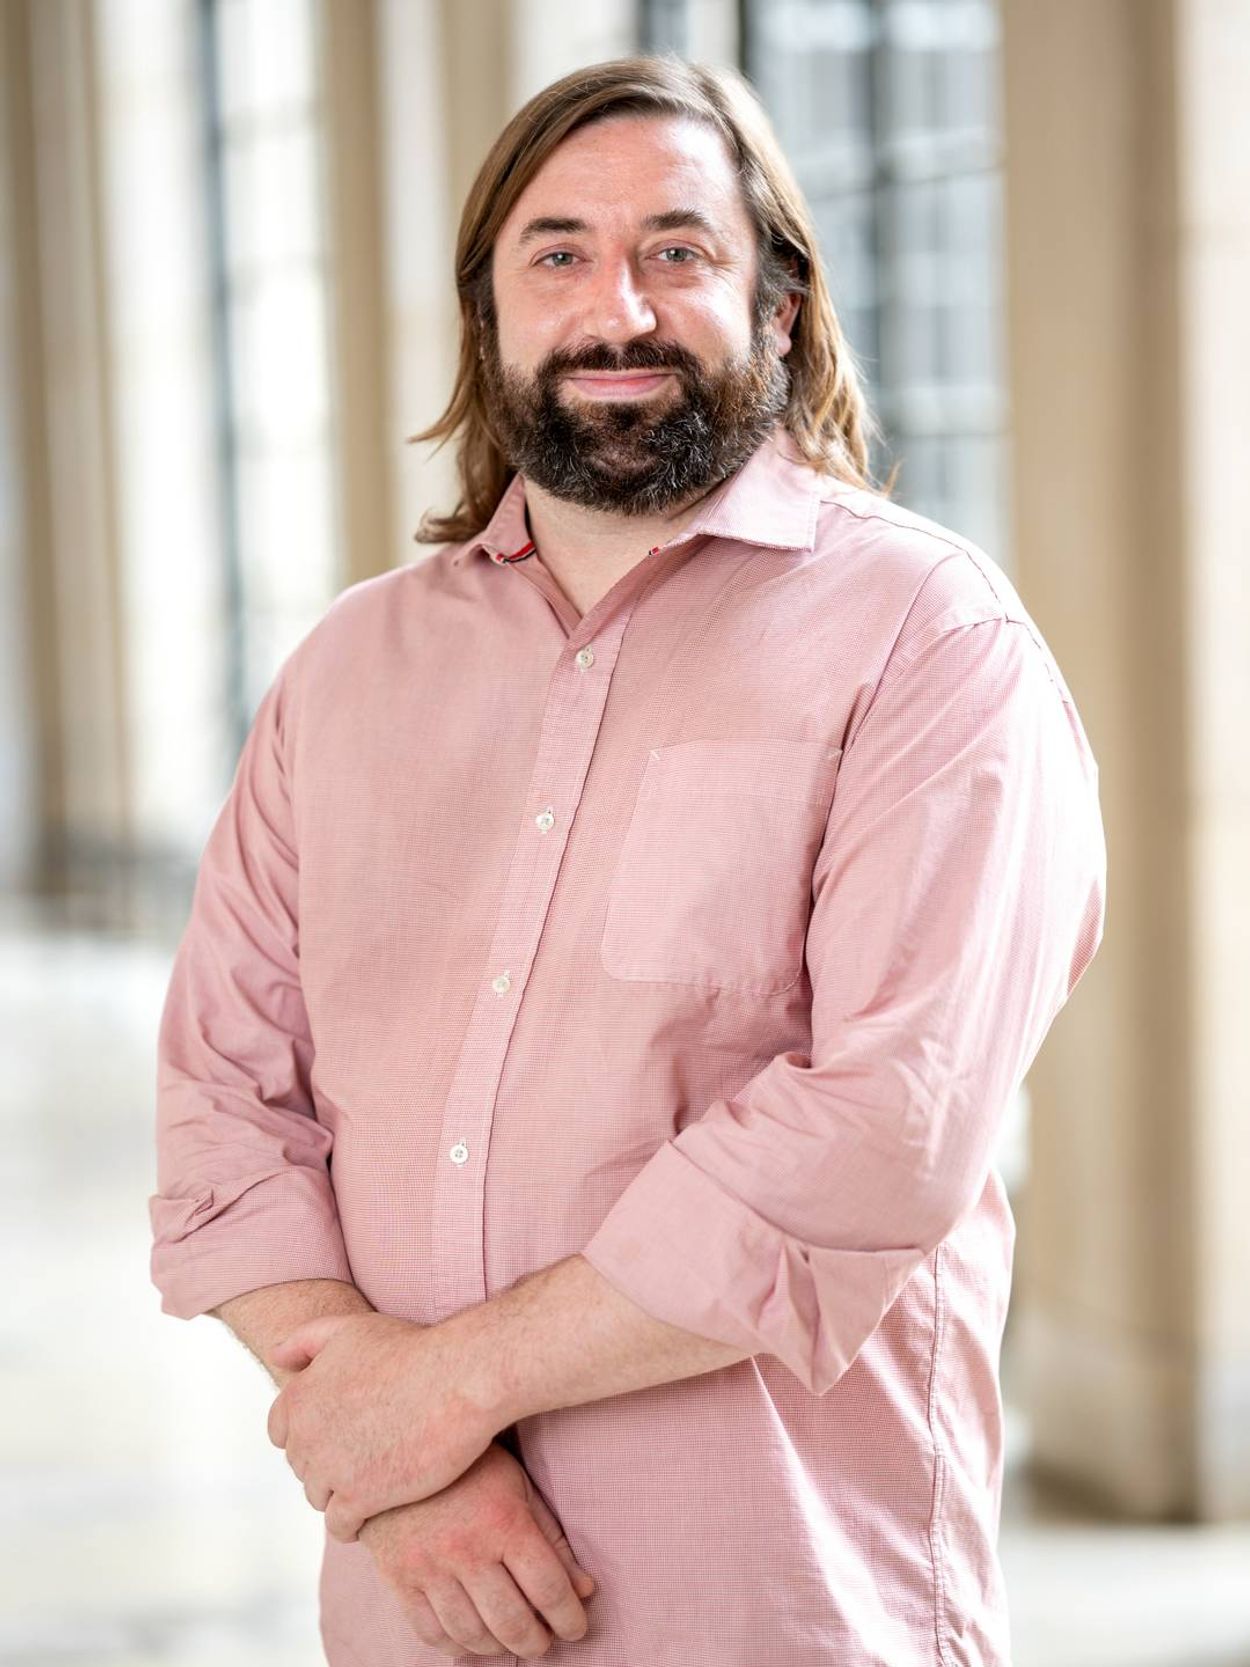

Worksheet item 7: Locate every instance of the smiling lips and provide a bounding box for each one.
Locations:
[565,371,675,399]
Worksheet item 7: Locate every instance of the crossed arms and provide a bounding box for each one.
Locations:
[213,1260,747,1656]
[252,1248,749,1540]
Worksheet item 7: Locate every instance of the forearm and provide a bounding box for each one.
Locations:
[212,1278,376,1388]
[472,1254,753,1430]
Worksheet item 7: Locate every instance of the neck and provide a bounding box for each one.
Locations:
[520,476,724,604]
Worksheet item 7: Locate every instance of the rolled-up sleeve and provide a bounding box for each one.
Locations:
[581,608,1107,1395]
[149,654,354,1320]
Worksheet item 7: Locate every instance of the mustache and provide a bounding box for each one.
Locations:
[539,341,701,377]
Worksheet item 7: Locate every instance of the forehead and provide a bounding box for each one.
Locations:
[496,112,753,244]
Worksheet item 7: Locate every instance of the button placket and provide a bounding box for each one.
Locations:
[428,565,664,1324]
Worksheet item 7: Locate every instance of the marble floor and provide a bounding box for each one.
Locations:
[1,903,1247,1667]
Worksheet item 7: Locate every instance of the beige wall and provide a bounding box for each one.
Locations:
[1180,0,1250,1522]
[6,0,130,902]
[1004,0,1249,1521]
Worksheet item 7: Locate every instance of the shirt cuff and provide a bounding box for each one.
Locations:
[581,1138,917,1396]
[149,1167,356,1320]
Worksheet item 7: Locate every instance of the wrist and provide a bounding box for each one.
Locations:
[436,1299,528,1437]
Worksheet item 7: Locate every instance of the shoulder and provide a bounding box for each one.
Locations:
[326,545,461,624]
[285,544,460,664]
[805,477,1081,710]
[816,482,1022,620]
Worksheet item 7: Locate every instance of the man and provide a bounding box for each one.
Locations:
[150,55,1106,1667]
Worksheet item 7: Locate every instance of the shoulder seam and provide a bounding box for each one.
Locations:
[880,609,1010,688]
[820,494,977,565]
[889,614,1077,710]
[820,498,1024,623]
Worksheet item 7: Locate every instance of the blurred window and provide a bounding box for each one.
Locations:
[641,0,1009,567]
[201,0,343,734]
[639,0,691,52]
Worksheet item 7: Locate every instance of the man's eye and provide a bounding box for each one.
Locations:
[539,251,576,267]
[657,246,698,263]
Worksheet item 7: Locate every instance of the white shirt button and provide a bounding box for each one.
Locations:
[449,1141,469,1165]
[575,647,594,669]
[491,971,511,994]
[535,806,555,832]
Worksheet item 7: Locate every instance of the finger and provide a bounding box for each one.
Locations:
[422,1575,509,1657]
[269,1336,317,1371]
[460,1562,554,1660]
[504,1534,592,1645]
[304,1475,332,1513]
[269,1317,337,1372]
[526,1490,597,1600]
[396,1584,463,1655]
[284,1443,309,1487]
[325,1493,364,1543]
[266,1393,289,1449]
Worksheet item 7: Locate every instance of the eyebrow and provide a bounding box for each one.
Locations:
[515,207,724,248]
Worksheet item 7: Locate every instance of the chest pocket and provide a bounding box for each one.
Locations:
[600,737,843,994]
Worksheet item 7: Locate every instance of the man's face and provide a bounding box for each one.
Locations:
[481,112,800,516]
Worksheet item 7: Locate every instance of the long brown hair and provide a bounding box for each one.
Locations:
[409,54,897,545]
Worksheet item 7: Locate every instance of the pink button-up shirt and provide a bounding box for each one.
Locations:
[150,422,1106,1666]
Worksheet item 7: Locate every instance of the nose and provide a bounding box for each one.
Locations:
[581,256,657,344]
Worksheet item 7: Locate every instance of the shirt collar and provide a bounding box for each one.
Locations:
[449,422,825,568]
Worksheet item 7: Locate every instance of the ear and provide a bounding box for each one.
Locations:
[771,289,802,359]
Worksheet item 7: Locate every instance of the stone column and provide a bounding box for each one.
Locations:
[322,0,397,583]
[1002,0,1249,1521]
[4,0,130,908]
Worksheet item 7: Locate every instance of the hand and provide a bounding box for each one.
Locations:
[360,1440,597,1660]
[266,1311,502,1541]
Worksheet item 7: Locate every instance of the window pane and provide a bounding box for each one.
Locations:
[638,0,688,52]
[742,0,1008,563]
[235,448,337,616]
[215,0,315,126]
[812,188,879,379]
[204,0,341,734]
[229,268,330,449]
[751,0,876,193]
[221,125,321,275]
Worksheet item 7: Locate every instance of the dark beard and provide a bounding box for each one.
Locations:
[477,318,791,516]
